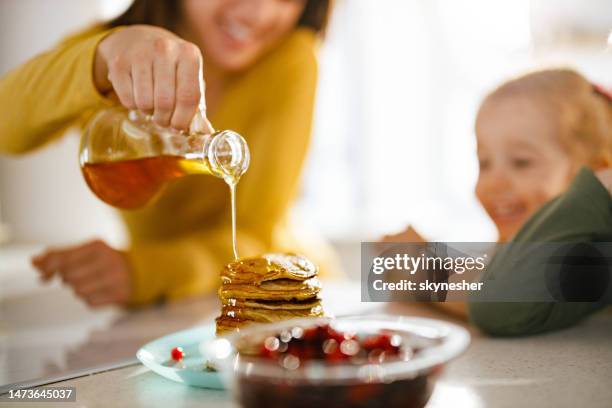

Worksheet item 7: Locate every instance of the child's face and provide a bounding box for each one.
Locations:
[475,97,576,242]
[182,0,307,72]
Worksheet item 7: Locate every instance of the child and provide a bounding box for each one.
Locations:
[470,69,612,335]
[385,69,612,334]
[474,68,611,243]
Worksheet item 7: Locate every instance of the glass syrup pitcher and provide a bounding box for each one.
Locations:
[79,107,250,210]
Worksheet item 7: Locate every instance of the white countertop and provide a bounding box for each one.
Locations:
[0,245,611,407]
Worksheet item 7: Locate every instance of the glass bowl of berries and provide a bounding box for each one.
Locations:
[207,315,470,408]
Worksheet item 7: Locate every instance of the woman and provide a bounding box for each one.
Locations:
[0,0,338,307]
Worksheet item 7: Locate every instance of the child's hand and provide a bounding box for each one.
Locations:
[380,225,426,243]
[32,240,131,307]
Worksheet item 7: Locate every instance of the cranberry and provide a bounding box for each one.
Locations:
[253,325,405,367]
[259,345,278,360]
[326,325,351,343]
[171,346,185,361]
[301,327,320,342]
[287,340,315,360]
[325,346,349,363]
[362,333,400,354]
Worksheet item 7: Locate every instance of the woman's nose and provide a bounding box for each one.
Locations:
[232,0,276,28]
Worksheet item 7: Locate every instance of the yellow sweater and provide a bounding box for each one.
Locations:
[0,26,340,305]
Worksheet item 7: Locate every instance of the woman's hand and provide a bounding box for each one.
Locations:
[94,25,210,131]
[32,240,131,307]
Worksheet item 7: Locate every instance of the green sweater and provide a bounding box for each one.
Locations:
[468,167,612,336]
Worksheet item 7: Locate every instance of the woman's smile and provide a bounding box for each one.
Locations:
[217,17,257,49]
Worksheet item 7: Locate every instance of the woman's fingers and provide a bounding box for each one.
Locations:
[131,61,154,113]
[97,27,209,129]
[86,289,127,307]
[77,273,130,307]
[107,56,136,110]
[32,241,100,279]
[71,272,112,298]
[60,258,106,286]
[32,254,54,280]
[171,44,202,130]
[152,60,176,127]
[152,38,177,127]
[62,257,129,307]
[31,240,131,307]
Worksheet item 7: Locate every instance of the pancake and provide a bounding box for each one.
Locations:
[215,304,325,335]
[221,297,322,310]
[215,316,247,335]
[220,304,324,322]
[221,253,317,285]
[218,277,321,302]
[215,253,324,335]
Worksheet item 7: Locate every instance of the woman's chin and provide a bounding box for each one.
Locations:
[208,48,260,73]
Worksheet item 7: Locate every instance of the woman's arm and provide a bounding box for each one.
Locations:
[468,167,612,336]
[0,28,115,154]
[0,24,210,155]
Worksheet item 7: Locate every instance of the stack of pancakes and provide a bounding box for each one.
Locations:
[216,253,324,334]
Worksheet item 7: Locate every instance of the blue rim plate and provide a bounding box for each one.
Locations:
[136,324,224,389]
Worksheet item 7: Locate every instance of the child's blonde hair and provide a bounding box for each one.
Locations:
[480,69,612,169]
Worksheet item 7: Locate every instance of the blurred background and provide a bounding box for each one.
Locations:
[0,0,611,272]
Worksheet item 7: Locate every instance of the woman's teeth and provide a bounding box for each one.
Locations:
[222,22,253,43]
